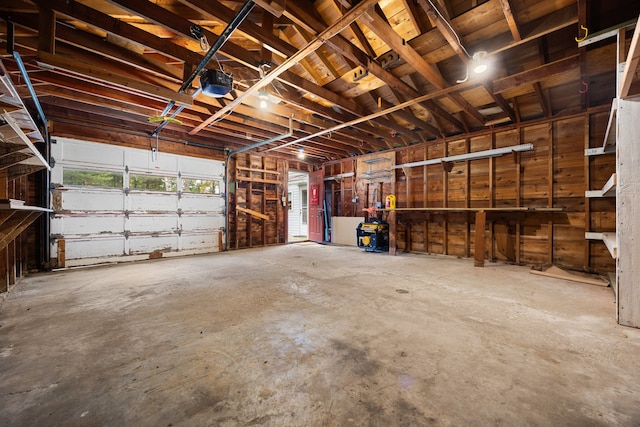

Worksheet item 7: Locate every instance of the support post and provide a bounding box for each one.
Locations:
[474,210,486,267]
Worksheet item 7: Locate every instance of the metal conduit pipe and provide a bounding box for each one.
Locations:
[223,118,293,251]
[13,52,51,268]
[151,0,255,136]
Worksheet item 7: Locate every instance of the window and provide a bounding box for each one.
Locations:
[182,178,220,195]
[301,188,308,225]
[63,168,123,189]
[130,174,177,192]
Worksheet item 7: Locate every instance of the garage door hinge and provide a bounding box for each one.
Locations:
[49,157,56,168]
[177,208,183,216]
[124,210,130,218]
[124,230,130,239]
[124,187,130,195]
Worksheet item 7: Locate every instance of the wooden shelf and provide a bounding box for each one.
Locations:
[0,73,50,175]
[602,98,617,149]
[585,232,617,258]
[375,207,564,212]
[236,166,281,175]
[0,202,50,249]
[585,173,616,198]
[236,176,280,185]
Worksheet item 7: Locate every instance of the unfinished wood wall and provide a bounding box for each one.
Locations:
[324,111,616,273]
[228,154,311,249]
[0,170,45,294]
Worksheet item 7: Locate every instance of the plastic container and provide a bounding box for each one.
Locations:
[385,194,396,209]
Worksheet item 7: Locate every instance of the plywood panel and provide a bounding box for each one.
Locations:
[331,216,364,246]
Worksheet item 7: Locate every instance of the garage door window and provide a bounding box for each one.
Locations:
[130,174,177,192]
[63,168,123,189]
[182,178,220,195]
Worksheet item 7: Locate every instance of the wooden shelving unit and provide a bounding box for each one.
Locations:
[0,61,51,291]
[585,173,617,198]
[582,18,640,327]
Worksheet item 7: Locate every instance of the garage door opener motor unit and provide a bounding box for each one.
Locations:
[357,218,389,252]
[200,69,233,98]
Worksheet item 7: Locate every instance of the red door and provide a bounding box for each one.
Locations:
[308,169,324,242]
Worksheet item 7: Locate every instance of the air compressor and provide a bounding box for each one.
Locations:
[356,218,389,252]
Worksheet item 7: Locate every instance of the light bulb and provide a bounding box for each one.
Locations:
[472,51,488,74]
[473,63,488,74]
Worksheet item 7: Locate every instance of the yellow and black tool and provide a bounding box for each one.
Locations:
[356,218,389,252]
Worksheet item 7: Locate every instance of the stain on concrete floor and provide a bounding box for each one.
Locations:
[1,243,639,426]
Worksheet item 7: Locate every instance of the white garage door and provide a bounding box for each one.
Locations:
[50,137,225,267]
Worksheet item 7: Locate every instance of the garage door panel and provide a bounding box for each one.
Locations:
[129,215,177,233]
[181,232,218,250]
[60,139,125,167]
[57,216,125,236]
[66,237,125,259]
[52,138,226,265]
[129,193,177,212]
[129,150,178,172]
[129,235,178,254]
[180,215,220,232]
[180,157,224,177]
[61,190,124,212]
[181,195,221,212]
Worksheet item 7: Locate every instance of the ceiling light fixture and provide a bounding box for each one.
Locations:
[472,51,488,74]
[258,88,268,109]
[297,147,305,159]
[456,51,490,83]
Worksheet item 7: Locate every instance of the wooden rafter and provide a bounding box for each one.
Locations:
[189,0,381,135]
[361,7,485,124]
[497,0,521,42]
[619,15,640,99]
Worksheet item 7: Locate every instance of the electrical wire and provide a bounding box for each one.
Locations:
[426,0,471,58]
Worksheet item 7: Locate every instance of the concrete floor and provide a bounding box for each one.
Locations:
[1,243,639,426]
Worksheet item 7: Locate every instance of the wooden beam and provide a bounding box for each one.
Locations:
[362,8,485,124]
[533,82,551,117]
[36,52,193,106]
[530,265,609,287]
[252,0,286,17]
[37,6,56,54]
[619,15,640,99]
[474,210,486,267]
[493,55,580,94]
[175,0,297,58]
[416,0,467,60]
[497,0,521,41]
[190,0,380,135]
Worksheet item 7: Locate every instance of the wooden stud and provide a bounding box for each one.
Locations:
[583,117,591,269]
[474,210,486,267]
[515,130,522,264]
[58,239,66,268]
[548,123,554,264]
[443,139,448,255]
[464,138,471,258]
[388,210,397,256]
[489,134,495,262]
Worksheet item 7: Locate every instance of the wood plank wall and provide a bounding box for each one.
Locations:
[323,111,616,273]
[228,153,311,250]
[0,170,44,295]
